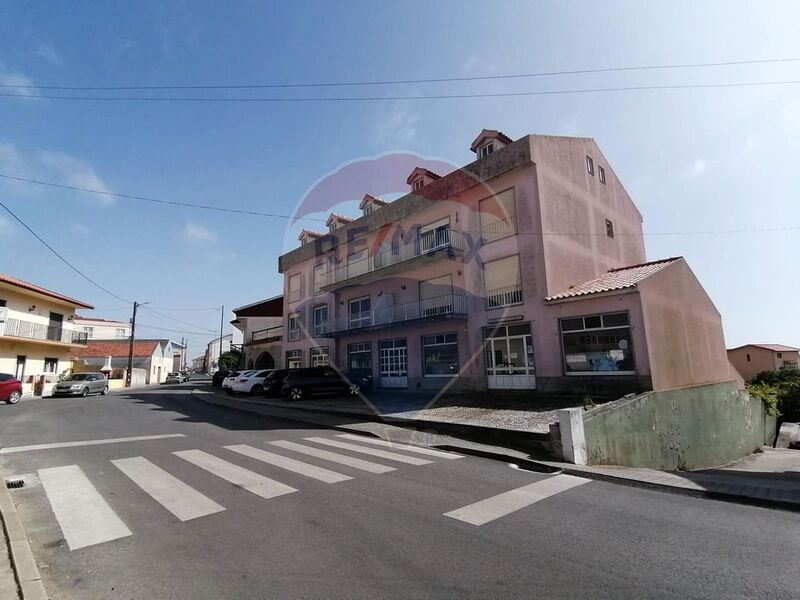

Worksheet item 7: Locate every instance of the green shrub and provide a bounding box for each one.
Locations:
[777,381,800,422]
[746,382,780,417]
[750,369,800,386]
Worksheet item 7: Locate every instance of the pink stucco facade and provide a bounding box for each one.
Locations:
[277,132,734,395]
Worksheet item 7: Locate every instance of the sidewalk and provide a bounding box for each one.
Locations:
[192,386,800,512]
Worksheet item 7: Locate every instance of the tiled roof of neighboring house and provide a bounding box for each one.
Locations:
[73,315,127,324]
[545,257,681,302]
[0,273,94,309]
[730,343,800,353]
[470,129,514,151]
[72,340,159,359]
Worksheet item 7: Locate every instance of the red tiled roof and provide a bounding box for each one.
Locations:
[0,273,94,309]
[73,315,127,324]
[326,213,354,226]
[71,340,159,359]
[359,194,389,210]
[470,129,514,152]
[406,167,442,185]
[297,229,324,240]
[730,343,799,353]
[545,257,681,302]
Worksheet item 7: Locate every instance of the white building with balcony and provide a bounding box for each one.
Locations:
[0,273,93,396]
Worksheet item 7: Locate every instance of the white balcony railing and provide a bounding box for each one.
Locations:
[480,215,517,243]
[320,229,466,289]
[322,294,467,335]
[1,317,88,344]
[485,284,524,309]
[251,326,283,343]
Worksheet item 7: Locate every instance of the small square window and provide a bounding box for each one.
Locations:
[480,143,494,157]
[413,179,424,191]
[777,352,783,358]
[586,156,594,175]
[605,219,614,239]
[598,165,606,184]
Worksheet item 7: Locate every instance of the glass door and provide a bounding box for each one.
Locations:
[484,324,536,389]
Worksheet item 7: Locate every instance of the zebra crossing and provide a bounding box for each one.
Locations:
[22,434,462,551]
[17,433,591,552]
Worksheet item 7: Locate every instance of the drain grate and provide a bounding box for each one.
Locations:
[6,478,24,489]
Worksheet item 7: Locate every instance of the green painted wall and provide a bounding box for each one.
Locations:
[583,380,777,470]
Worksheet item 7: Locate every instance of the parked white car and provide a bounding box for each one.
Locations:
[232,369,274,395]
[222,370,252,393]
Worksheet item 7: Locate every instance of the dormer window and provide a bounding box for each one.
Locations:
[413,179,424,191]
[470,129,513,155]
[406,167,441,192]
[326,214,353,233]
[359,193,388,216]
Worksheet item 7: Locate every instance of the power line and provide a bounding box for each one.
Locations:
[1,79,800,103]
[0,173,326,223]
[3,173,799,237]
[139,305,218,333]
[0,200,132,304]
[2,57,799,91]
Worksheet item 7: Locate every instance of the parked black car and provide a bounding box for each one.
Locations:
[261,369,289,397]
[211,370,230,387]
[280,366,372,401]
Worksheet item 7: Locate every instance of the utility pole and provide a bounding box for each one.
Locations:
[218,305,225,372]
[125,301,150,387]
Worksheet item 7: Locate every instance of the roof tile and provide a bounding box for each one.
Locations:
[545,257,681,301]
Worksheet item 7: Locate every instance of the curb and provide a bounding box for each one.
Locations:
[0,481,48,600]
[191,388,800,514]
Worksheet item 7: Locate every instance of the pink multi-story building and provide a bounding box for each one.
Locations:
[277,130,735,395]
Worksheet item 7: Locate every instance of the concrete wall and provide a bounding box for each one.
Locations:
[582,380,777,470]
[636,259,736,391]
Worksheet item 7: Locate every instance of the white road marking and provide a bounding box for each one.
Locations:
[173,449,296,500]
[304,437,432,466]
[0,434,185,455]
[111,457,225,521]
[38,465,132,550]
[268,440,396,474]
[225,445,352,484]
[336,434,464,459]
[444,474,590,526]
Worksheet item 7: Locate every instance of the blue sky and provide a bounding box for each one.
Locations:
[1,0,799,358]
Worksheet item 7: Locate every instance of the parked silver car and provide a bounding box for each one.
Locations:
[53,373,108,397]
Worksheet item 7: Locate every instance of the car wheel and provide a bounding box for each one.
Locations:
[101,386,108,396]
[251,384,263,395]
[7,391,21,405]
[349,384,361,396]
[289,386,305,401]
[81,387,89,397]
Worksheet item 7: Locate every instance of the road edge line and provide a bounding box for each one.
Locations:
[0,479,48,600]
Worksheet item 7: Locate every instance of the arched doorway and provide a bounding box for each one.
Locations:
[255,352,275,369]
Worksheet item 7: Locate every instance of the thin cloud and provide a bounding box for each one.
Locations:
[375,102,422,147]
[34,40,62,66]
[69,223,90,235]
[0,215,15,234]
[0,67,39,96]
[0,141,113,204]
[183,222,218,245]
[684,157,719,178]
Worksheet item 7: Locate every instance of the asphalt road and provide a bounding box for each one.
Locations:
[1,382,798,599]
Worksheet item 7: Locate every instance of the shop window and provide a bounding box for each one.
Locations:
[560,312,634,374]
[422,332,459,377]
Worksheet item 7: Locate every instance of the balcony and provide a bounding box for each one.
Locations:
[320,229,466,291]
[485,284,524,309]
[1,317,88,345]
[480,215,517,244]
[248,326,283,345]
[322,293,467,336]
